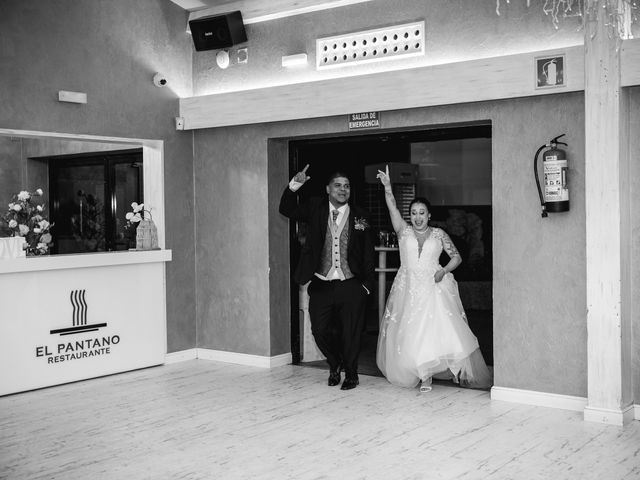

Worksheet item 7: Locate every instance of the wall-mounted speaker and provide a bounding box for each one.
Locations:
[189,11,247,51]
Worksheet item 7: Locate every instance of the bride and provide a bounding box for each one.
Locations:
[375,165,492,392]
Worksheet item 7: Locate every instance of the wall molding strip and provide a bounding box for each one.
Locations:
[165,349,198,364]
[180,39,640,130]
[584,405,636,426]
[491,386,588,412]
[194,349,292,368]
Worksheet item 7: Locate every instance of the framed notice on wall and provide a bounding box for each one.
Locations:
[535,54,566,89]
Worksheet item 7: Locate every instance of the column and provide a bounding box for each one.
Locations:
[583,0,633,425]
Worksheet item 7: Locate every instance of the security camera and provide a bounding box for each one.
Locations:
[153,72,167,87]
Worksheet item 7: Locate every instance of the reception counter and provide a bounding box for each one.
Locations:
[0,250,172,396]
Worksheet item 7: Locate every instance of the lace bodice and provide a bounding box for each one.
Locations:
[398,226,459,271]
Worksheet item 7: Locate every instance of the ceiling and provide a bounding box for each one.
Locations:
[169,0,373,24]
[170,0,238,11]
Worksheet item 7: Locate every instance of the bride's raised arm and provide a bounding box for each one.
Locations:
[376,165,407,235]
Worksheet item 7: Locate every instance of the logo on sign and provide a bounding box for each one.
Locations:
[348,112,380,130]
[49,289,107,336]
[36,290,119,364]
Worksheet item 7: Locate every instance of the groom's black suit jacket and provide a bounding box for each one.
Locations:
[279,187,376,293]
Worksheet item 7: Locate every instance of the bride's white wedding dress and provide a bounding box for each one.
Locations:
[376,226,492,389]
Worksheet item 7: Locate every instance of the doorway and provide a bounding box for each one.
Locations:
[287,124,493,377]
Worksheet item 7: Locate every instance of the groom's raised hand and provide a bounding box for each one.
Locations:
[293,164,311,184]
[289,164,311,191]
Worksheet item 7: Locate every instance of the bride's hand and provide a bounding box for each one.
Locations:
[376,164,391,188]
[434,269,446,283]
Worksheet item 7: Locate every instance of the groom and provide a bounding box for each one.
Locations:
[280,165,375,390]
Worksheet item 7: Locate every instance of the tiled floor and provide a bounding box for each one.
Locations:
[1,360,639,480]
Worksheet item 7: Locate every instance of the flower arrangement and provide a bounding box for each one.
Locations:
[1,188,54,255]
[125,202,152,223]
[125,202,158,251]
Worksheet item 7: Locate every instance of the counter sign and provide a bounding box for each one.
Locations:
[348,112,380,130]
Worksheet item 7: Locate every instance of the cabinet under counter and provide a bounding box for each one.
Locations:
[0,249,172,396]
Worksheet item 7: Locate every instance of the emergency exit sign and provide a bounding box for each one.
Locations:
[348,111,380,130]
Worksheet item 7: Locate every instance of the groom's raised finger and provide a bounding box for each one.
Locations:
[385,164,389,175]
[301,164,310,173]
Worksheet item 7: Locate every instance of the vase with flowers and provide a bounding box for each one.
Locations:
[1,188,54,256]
[125,202,158,250]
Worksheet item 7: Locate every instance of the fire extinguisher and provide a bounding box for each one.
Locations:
[534,134,569,218]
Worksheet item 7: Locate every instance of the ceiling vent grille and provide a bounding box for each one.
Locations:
[316,21,425,70]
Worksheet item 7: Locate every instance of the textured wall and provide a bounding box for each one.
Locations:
[492,94,586,396]
[193,124,272,355]
[0,0,197,353]
[193,0,584,96]
[0,138,23,209]
[194,92,588,397]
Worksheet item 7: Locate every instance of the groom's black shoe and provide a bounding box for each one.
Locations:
[328,370,341,387]
[340,376,359,391]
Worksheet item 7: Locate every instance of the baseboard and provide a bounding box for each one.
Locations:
[584,404,636,426]
[196,348,292,368]
[268,352,293,368]
[164,348,292,368]
[165,348,197,364]
[491,386,588,412]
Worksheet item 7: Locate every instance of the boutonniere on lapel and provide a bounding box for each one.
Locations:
[353,217,369,231]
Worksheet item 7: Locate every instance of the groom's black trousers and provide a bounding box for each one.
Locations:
[308,277,367,378]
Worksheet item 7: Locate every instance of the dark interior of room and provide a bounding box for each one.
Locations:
[46,149,143,254]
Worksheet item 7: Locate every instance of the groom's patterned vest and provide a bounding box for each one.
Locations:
[317,211,354,280]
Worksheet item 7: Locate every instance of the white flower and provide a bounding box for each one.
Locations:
[17,191,30,201]
[40,233,52,244]
[12,204,22,212]
[37,243,48,252]
[131,202,144,213]
[8,203,14,209]
[38,220,50,229]
[34,227,42,233]
[8,219,17,228]
[18,224,29,236]
[126,211,142,223]
[35,188,43,196]
[36,205,43,212]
